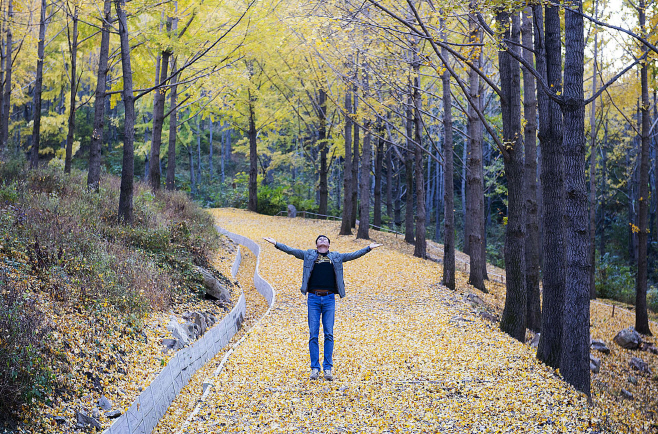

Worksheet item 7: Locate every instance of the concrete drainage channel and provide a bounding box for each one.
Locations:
[102,226,276,434]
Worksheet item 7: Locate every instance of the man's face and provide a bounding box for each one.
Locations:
[316,236,330,253]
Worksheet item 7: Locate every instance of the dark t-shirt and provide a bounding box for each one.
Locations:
[308,252,337,293]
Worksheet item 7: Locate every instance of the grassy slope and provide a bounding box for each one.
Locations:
[0,162,235,430]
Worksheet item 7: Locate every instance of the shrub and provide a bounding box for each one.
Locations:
[596,253,636,305]
[0,274,53,420]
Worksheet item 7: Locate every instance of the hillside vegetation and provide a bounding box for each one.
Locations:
[0,158,231,427]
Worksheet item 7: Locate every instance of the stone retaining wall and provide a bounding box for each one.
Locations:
[103,226,274,434]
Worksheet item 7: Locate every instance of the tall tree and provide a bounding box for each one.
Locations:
[148,16,173,191]
[30,0,48,169]
[357,68,371,239]
[0,0,13,151]
[413,67,426,258]
[166,59,179,191]
[248,86,258,212]
[498,10,527,342]
[635,0,652,335]
[588,0,599,300]
[339,86,353,235]
[318,87,329,216]
[351,81,360,228]
[374,127,383,227]
[560,0,591,395]
[88,0,112,190]
[404,93,415,244]
[64,3,79,174]
[522,6,541,332]
[465,6,486,291]
[116,0,136,223]
[536,3,566,370]
[441,27,456,290]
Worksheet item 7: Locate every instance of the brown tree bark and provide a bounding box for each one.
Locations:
[521,7,541,332]
[374,127,383,227]
[441,26,456,290]
[248,89,258,212]
[404,92,415,244]
[357,120,371,239]
[561,0,591,395]
[166,59,179,191]
[148,19,172,191]
[30,0,48,169]
[498,10,527,342]
[413,72,426,258]
[386,144,393,219]
[536,3,566,370]
[635,0,652,335]
[340,87,353,235]
[87,0,111,190]
[0,0,12,150]
[64,5,79,174]
[466,7,486,291]
[116,0,136,224]
[318,87,329,216]
[589,0,599,300]
[351,86,360,228]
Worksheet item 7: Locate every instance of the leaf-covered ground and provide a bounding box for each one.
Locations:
[172,208,656,433]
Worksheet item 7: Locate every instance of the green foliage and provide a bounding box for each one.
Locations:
[595,253,637,305]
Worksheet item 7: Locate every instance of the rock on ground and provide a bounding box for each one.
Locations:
[613,327,642,350]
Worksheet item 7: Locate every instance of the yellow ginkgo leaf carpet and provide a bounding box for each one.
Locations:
[180,208,648,433]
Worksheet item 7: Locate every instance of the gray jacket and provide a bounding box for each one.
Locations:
[274,242,371,298]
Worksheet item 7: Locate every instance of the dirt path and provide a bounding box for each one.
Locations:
[163,209,637,433]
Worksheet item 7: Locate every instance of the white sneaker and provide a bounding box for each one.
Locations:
[310,368,320,380]
[324,370,334,381]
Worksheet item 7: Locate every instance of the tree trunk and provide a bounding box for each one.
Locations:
[30,0,48,169]
[189,142,196,194]
[600,121,607,257]
[209,116,213,180]
[635,0,652,335]
[351,85,360,228]
[149,42,172,190]
[561,0,591,395]
[522,6,541,332]
[318,87,329,216]
[536,3,566,370]
[340,87,353,235]
[413,71,426,258]
[197,116,202,181]
[462,137,468,253]
[248,91,258,212]
[466,7,486,291]
[166,60,178,191]
[498,10,526,341]
[0,0,13,150]
[441,28,456,290]
[374,127,383,227]
[357,121,371,239]
[394,152,402,227]
[589,0,599,300]
[116,0,136,224]
[87,0,111,190]
[386,145,393,219]
[405,93,415,244]
[64,6,79,174]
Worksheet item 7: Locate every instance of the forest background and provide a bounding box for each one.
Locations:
[1,0,658,407]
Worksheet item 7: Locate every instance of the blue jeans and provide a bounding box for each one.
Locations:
[307,293,335,371]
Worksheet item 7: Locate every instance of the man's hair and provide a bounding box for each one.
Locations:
[315,235,330,245]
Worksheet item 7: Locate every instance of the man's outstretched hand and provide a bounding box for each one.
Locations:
[368,243,383,250]
[263,237,276,245]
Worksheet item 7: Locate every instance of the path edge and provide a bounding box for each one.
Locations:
[102,226,274,434]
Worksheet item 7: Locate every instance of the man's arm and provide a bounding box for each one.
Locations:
[340,243,382,262]
[263,237,305,260]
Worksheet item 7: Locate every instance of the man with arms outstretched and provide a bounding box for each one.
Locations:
[263,235,381,381]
